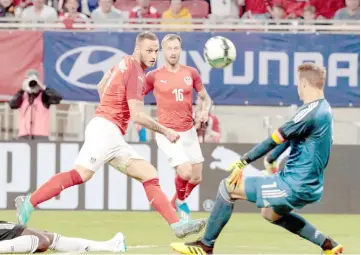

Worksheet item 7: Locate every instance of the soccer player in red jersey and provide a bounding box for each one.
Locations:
[15,32,206,239]
[143,34,212,221]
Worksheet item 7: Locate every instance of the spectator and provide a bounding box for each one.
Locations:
[270,3,285,20]
[91,0,124,23]
[21,0,58,21]
[57,0,81,15]
[333,0,360,20]
[59,0,89,28]
[241,0,272,20]
[276,0,308,19]
[210,0,242,19]
[129,0,160,19]
[162,0,192,30]
[8,69,62,141]
[0,0,15,16]
[302,4,316,20]
[309,0,345,19]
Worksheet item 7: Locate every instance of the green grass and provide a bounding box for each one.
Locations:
[0,211,359,254]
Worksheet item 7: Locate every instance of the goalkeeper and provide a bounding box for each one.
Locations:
[170,63,343,255]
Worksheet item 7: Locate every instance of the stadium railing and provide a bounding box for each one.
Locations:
[0,18,359,33]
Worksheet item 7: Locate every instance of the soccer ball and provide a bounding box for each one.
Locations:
[204,36,237,68]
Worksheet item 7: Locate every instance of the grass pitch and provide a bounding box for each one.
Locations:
[0,211,359,254]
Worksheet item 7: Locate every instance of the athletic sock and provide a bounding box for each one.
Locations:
[202,179,234,247]
[0,235,39,253]
[143,178,179,224]
[30,169,83,207]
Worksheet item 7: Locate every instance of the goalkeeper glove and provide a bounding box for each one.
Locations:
[227,157,249,190]
[263,156,280,175]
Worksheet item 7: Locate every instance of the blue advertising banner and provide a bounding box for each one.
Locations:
[44,32,360,106]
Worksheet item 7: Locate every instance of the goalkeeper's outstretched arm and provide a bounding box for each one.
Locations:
[239,108,312,165]
[239,128,289,165]
[265,141,290,164]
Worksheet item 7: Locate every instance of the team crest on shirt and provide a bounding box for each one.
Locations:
[184,76,192,86]
[118,59,127,72]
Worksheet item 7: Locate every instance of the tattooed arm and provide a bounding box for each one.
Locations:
[128,99,179,142]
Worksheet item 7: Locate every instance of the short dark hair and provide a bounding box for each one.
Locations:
[136,31,158,44]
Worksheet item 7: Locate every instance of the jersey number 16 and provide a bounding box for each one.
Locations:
[172,88,184,102]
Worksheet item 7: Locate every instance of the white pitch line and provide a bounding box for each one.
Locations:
[128,245,164,249]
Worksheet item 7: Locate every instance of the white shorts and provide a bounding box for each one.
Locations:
[155,127,204,168]
[75,117,143,172]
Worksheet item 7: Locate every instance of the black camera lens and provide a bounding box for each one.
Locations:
[29,80,38,87]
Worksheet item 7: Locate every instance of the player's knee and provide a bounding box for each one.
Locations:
[218,178,235,201]
[261,208,282,222]
[74,166,94,182]
[176,163,192,180]
[261,208,273,221]
[190,175,202,184]
[126,159,158,182]
[36,235,51,252]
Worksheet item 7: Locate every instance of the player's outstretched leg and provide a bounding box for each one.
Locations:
[122,159,206,239]
[15,167,88,225]
[46,232,127,252]
[262,208,343,254]
[171,178,234,254]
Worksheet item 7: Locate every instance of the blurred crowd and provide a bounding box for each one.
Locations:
[0,0,359,26]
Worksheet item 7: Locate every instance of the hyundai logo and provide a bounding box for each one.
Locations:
[55,46,127,90]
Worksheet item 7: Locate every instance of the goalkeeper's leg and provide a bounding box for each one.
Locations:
[171,177,241,254]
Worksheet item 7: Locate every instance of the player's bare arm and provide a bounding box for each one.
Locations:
[198,88,212,118]
[128,99,180,143]
[194,88,212,128]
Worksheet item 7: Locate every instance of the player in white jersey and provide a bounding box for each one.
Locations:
[0,221,126,253]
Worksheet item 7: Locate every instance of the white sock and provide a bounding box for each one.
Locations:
[49,233,120,252]
[0,235,39,253]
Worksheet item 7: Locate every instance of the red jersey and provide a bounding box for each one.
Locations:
[144,65,204,132]
[129,5,161,19]
[245,0,271,14]
[276,0,308,17]
[95,56,146,135]
[59,12,89,29]
[309,0,345,19]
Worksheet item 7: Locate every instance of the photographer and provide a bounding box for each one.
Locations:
[8,70,62,141]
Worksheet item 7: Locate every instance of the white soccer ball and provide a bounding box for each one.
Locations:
[204,36,237,68]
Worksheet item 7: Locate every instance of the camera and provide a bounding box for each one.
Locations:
[22,71,45,94]
[28,80,38,88]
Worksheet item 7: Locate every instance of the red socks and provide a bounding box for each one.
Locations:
[143,178,179,225]
[185,181,199,198]
[30,170,83,207]
[175,174,189,201]
[171,175,200,209]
